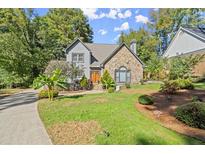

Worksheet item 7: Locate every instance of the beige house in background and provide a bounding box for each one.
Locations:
[164,26,205,77]
[65,38,144,84]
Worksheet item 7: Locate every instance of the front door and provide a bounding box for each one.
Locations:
[91,71,100,83]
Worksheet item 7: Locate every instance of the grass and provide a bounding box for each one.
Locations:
[194,82,205,90]
[132,83,161,90]
[38,83,204,145]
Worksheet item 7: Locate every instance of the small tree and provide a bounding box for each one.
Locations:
[168,54,204,80]
[80,75,88,89]
[44,60,70,76]
[44,61,83,82]
[33,69,67,101]
[101,70,115,89]
[144,53,166,80]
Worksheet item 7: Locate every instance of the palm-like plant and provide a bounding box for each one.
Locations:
[33,69,67,101]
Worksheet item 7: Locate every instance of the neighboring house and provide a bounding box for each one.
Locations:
[163,26,205,77]
[65,38,144,84]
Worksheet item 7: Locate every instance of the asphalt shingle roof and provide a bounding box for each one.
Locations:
[84,43,118,65]
[182,26,205,41]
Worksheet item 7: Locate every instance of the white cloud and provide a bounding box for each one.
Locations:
[135,9,140,14]
[135,15,149,24]
[153,8,159,11]
[106,9,119,19]
[114,34,121,41]
[82,8,132,20]
[118,10,132,19]
[81,8,105,20]
[114,22,129,32]
[98,29,107,35]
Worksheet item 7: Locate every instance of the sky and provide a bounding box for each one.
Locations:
[36,8,157,44]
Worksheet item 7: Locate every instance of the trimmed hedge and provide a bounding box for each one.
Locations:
[138,95,154,105]
[175,102,205,129]
[38,90,59,99]
[125,83,131,89]
[108,87,115,93]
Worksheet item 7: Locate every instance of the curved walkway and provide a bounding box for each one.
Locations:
[0,90,51,144]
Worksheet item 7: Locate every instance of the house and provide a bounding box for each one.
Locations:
[163,26,205,77]
[65,38,144,84]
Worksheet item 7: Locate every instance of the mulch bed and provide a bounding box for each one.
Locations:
[47,120,102,144]
[136,89,205,142]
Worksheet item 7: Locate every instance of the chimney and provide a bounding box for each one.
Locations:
[130,39,137,54]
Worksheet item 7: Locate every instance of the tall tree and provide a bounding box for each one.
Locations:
[0,8,93,86]
[40,8,93,59]
[0,9,52,85]
[118,28,158,63]
[149,8,205,55]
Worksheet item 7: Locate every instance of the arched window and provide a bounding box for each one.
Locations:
[115,66,131,83]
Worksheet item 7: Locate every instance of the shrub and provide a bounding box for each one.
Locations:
[108,87,115,93]
[87,79,93,90]
[175,102,205,129]
[38,90,59,99]
[160,80,180,94]
[80,75,88,89]
[191,96,202,102]
[125,83,131,89]
[168,55,204,80]
[139,79,144,85]
[175,79,194,90]
[138,95,154,105]
[101,70,115,89]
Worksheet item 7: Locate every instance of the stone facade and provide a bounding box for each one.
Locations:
[103,45,143,83]
[192,51,205,77]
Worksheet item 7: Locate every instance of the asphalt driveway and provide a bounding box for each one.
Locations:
[0,90,51,144]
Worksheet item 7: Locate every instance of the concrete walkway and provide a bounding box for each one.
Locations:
[0,90,51,145]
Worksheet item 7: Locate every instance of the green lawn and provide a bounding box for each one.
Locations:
[131,83,161,90]
[38,83,204,145]
[194,82,205,90]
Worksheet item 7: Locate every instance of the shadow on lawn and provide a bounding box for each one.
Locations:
[57,95,84,100]
[135,136,203,145]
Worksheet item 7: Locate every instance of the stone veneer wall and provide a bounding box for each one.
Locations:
[103,46,143,83]
[192,51,205,77]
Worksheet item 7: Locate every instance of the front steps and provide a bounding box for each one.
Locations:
[93,83,103,90]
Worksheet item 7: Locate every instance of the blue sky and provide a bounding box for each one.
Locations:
[36,8,157,44]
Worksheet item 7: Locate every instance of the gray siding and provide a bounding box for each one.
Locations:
[164,29,205,58]
[66,41,91,79]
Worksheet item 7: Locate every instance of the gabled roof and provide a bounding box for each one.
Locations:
[66,38,144,67]
[84,43,118,64]
[181,26,205,42]
[102,43,144,67]
[163,26,205,57]
[65,38,91,53]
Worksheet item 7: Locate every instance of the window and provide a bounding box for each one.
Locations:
[115,66,131,83]
[127,71,131,83]
[72,54,78,62]
[78,54,84,62]
[72,53,84,63]
[77,71,84,78]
